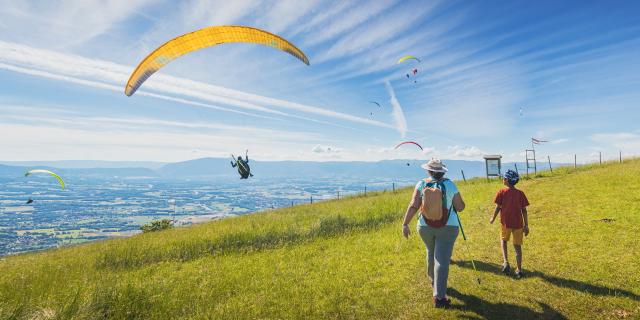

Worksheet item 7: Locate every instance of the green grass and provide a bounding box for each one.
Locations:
[1,160,639,319]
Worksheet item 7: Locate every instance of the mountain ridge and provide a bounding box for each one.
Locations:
[0,158,564,181]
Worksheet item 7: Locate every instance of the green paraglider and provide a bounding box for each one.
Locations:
[397,55,420,64]
[25,169,65,189]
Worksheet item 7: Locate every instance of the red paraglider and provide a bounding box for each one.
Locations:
[395,141,424,151]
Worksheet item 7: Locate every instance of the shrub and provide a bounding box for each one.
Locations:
[140,219,174,233]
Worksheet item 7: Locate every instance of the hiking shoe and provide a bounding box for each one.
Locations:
[501,263,511,274]
[515,270,524,279]
[433,297,452,309]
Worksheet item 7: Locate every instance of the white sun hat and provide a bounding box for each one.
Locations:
[421,158,448,172]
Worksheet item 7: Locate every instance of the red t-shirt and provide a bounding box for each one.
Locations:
[494,188,529,229]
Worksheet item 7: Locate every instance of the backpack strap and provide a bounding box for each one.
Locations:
[437,180,447,209]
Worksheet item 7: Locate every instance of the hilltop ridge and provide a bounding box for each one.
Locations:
[1,160,638,319]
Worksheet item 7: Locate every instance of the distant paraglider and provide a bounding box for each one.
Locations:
[24,169,65,189]
[24,169,65,204]
[231,150,253,179]
[397,55,420,83]
[125,25,310,96]
[397,55,421,64]
[369,101,382,116]
[395,141,424,151]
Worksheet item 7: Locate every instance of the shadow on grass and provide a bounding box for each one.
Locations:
[453,260,640,301]
[97,212,397,270]
[448,287,567,320]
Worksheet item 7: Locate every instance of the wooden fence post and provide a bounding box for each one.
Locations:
[310,196,313,204]
[620,150,622,163]
[392,182,395,193]
[461,170,467,182]
[547,156,553,173]
[337,190,340,199]
[574,154,577,169]
[364,186,367,197]
[599,152,602,165]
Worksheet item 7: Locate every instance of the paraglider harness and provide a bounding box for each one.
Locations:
[419,178,453,228]
[231,151,253,179]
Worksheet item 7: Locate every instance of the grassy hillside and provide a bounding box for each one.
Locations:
[1,160,639,319]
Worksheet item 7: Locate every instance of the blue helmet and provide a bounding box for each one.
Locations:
[504,170,520,185]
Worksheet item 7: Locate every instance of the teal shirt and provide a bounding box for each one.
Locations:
[415,179,460,227]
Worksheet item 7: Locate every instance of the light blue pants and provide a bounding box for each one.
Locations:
[418,225,459,298]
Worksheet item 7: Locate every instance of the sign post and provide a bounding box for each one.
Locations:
[483,155,502,181]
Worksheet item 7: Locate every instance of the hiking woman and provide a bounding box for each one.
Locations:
[402,158,466,308]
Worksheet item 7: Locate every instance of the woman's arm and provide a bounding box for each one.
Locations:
[453,192,465,212]
[402,188,422,238]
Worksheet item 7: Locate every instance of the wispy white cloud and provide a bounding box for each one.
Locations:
[591,132,640,152]
[421,147,436,156]
[302,0,400,48]
[0,108,340,161]
[385,81,408,138]
[314,1,441,63]
[292,1,356,38]
[0,40,396,131]
[311,144,341,154]
[447,145,486,159]
[0,122,316,161]
[0,0,158,49]
[0,107,323,143]
[0,62,278,122]
[260,0,326,34]
[550,138,570,144]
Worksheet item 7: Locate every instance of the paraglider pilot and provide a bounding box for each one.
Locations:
[231,150,253,179]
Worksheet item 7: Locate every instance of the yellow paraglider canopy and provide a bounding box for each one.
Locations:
[397,55,421,64]
[125,25,310,96]
[25,169,65,190]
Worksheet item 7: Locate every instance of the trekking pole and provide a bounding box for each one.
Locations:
[455,212,481,284]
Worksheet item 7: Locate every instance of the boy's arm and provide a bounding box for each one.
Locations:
[490,205,501,224]
[491,190,503,224]
[522,208,529,235]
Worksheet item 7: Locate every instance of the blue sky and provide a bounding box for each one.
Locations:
[1,0,639,163]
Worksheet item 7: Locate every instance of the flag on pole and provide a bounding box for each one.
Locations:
[532,138,548,145]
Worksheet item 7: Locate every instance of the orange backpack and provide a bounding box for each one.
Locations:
[420,179,451,228]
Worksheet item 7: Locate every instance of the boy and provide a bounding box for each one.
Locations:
[490,170,529,279]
